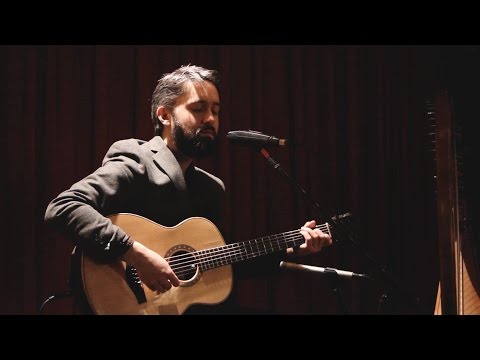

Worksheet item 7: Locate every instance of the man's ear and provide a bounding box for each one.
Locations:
[156,107,170,126]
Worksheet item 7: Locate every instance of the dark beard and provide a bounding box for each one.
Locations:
[172,116,217,159]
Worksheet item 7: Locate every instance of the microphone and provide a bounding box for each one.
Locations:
[227,130,288,147]
[279,261,371,280]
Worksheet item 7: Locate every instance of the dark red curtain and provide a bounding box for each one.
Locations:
[1,45,455,314]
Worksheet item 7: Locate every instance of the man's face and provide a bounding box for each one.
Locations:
[170,81,220,159]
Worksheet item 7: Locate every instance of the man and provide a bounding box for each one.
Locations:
[44,65,332,314]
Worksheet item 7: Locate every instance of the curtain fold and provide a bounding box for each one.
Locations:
[1,45,451,314]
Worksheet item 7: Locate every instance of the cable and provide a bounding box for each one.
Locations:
[38,290,72,315]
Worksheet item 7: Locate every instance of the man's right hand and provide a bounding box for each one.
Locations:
[121,241,180,293]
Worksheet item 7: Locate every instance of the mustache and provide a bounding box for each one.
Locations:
[195,125,217,136]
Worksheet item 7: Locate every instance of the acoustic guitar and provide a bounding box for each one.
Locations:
[80,213,331,315]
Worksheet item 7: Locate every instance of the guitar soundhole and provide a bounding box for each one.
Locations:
[174,250,197,281]
[165,244,201,287]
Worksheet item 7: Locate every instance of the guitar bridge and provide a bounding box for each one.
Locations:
[125,265,147,304]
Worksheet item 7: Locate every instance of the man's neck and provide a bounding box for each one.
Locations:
[161,136,192,174]
[173,152,193,174]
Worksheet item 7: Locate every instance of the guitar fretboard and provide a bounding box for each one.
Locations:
[168,224,330,274]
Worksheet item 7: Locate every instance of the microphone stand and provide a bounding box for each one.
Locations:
[324,269,349,315]
[257,147,355,242]
[257,147,421,314]
[280,261,359,314]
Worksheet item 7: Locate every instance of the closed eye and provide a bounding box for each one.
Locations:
[188,101,220,115]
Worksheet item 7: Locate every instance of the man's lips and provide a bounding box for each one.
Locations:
[199,129,216,138]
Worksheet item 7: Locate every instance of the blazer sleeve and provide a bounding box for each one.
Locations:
[44,139,147,263]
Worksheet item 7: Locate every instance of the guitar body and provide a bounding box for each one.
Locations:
[81,214,232,315]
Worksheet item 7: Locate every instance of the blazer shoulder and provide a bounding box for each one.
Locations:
[108,138,148,152]
[102,138,150,166]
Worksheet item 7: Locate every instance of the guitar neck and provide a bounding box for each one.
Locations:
[191,223,330,272]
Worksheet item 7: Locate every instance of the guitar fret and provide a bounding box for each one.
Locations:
[207,248,215,270]
[240,243,248,260]
[264,237,271,253]
[205,250,213,269]
[199,249,207,271]
[248,240,254,258]
[234,245,240,261]
[255,239,265,257]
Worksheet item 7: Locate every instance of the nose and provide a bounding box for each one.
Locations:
[203,109,217,125]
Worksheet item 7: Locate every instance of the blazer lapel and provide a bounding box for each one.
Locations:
[148,137,187,192]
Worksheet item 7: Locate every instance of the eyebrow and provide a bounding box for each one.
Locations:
[189,100,220,107]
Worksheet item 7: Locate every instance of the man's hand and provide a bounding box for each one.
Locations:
[121,241,180,293]
[286,220,332,256]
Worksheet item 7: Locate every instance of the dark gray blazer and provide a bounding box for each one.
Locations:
[45,136,225,262]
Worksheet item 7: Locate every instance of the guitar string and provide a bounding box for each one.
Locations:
[165,223,330,268]
[133,224,330,278]
[169,239,299,274]
[164,224,330,276]
[165,223,329,265]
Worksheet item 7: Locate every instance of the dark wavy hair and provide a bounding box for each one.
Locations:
[150,65,221,136]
